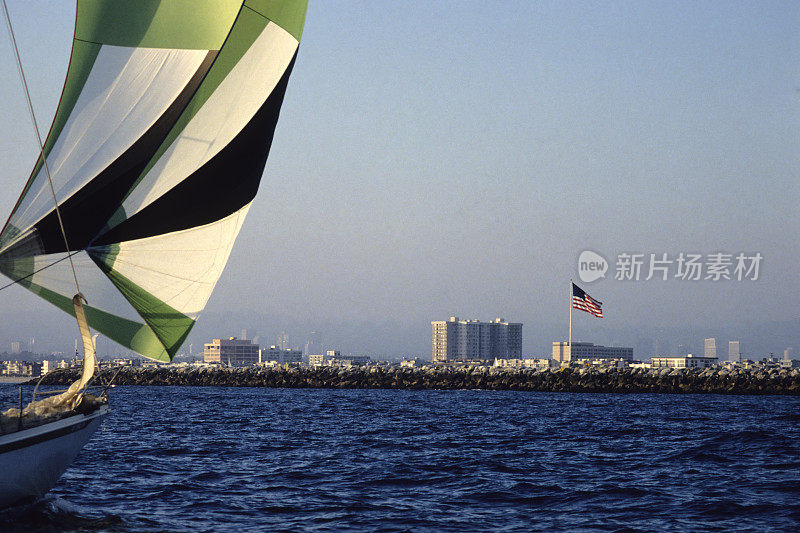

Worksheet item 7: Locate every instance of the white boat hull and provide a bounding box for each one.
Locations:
[0,406,108,509]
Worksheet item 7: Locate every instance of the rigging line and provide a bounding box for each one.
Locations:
[0,250,79,293]
[1,0,81,295]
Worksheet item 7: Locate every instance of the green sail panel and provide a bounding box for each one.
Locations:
[91,246,195,359]
[75,0,243,49]
[0,0,308,361]
[245,0,309,41]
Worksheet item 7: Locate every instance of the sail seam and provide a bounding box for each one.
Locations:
[242,5,269,19]
[74,38,104,46]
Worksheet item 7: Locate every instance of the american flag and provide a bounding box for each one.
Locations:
[572,283,603,318]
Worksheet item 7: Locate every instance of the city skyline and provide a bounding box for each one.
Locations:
[0,2,796,360]
[0,313,794,364]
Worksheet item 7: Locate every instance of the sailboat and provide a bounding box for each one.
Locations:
[0,0,308,509]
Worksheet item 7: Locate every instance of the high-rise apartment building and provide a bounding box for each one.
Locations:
[704,338,716,359]
[431,317,522,362]
[203,337,259,366]
[728,341,740,362]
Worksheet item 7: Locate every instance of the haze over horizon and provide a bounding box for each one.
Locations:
[0,1,797,359]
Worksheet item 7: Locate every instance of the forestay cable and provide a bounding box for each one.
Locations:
[1,0,81,295]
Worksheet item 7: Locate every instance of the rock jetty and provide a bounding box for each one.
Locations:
[33,365,800,394]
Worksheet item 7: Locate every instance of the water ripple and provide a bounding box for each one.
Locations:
[1,386,798,531]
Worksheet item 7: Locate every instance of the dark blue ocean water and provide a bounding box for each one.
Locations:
[1,385,798,532]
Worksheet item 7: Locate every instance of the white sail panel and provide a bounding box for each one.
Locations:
[95,203,251,317]
[7,46,208,236]
[119,22,298,218]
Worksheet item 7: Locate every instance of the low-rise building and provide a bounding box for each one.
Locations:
[260,346,303,364]
[400,357,428,368]
[329,354,371,367]
[108,358,142,367]
[1,361,43,376]
[651,354,718,368]
[552,342,633,363]
[571,358,630,368]
[203,337,259,366]
[493,358,558,370]
[282,350,303,364]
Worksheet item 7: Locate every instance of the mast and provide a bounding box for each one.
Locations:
[568,280,572,362]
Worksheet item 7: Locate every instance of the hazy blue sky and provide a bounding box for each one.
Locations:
[0,1,797,358]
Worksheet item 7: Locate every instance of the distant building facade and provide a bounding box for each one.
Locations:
[494,358,558,370]
[652,354,717,368]
[704,338,716,359]
[203,337,259,366]
[431,317,522,362]
[328,354,371,367]
[728,341,740,362]
[1,361,42,376]
[260,346,303,364]
[552,342,633,363]
[300,350,354,367]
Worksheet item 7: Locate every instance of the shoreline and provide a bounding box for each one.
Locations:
[0,376,29,384]
[28,365,800,395]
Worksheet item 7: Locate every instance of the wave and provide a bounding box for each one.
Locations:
[0,496,124,532]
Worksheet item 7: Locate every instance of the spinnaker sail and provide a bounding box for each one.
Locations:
[0,0,308,362]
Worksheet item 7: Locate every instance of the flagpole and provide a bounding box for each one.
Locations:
[568,279,572,362]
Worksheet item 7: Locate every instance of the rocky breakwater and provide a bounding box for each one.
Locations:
[33,365,800,394]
